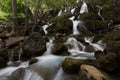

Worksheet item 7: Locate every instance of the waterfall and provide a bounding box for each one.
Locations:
[0,62,28,78]
[42,25,49,34]
[64,37,94,59]
[80,1,88,14]
[84,37,106,51]
[29,55,65,80]
[23,69,44,80]
[96,5,104,20]
[71,8,76,14]
[18,48,23,62]
[43,37,54,55]
[57,10,62,16]
[69,16,80,35]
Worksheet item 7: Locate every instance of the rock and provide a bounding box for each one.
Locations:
[52,43,70,56]
[23,32,46,59]
[62,58,83,74]
[47,13,73,35]
[54,33,68,43]
[79,64,111,80]
[29,58,38,65]
[5,36,25,48]
[11,68,25,80]
[0,49,8,68]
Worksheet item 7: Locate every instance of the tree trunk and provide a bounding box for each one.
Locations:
[34,0,41,25]
[11,0,19,35]
[24,0,29,35]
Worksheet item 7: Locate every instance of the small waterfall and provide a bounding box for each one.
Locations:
[0,62,28,78]
[53,68,78,80]
[42,25,49,34]
[43,37,54,55]
[18,48,23,62]
[57,10,62,16]
[7,50,14,66]
[65,37,95,59]
[96,5,104,20]
[71,8,76,14]
[80,1,88,14]
[84,37,106,51]
[30,55,65,80]
[23,69,44,80]
[42,23,52,34]
[69,16,80,35]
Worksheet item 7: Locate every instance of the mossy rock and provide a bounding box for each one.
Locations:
[47,15,73,35]
[84,20,109,34]
[52,43,70,56]
[62,58,83,74]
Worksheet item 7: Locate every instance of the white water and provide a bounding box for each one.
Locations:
[80,2,88,14]
[69,16,80,35]
[0,62,28,77]
[57,10,62,16]
[18,48,23,62]
[96,5,104,20]
[43,37,54,55]
[30,55,65,80]
[84,37,106,51]
[23,69,44,80]
[71,8,76,14]
[64,37,95,59]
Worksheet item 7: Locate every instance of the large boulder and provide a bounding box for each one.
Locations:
[47,13,73,35]
[95,25,120,73]
[11,68,25,80]
[23,32,46,59]
[62,58,84,74]
[52,43,70,56]
[79,64,111,80]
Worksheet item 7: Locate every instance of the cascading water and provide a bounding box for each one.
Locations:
[0,1,107,80]
[23,69,44,80]
[29,55,65,80]
[64,37,95,59]
[43,37,54,55]
[80,1,88,14]
[71,8,76,14]
[18,48,23,62]
[42,23,52,34]
[69,16,81,35]
[84,37,106,51]
[57,10,62,16]
[96,5,104,20]
[0,62,28,79]
[42,25,49,34]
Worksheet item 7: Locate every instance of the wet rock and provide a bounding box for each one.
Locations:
[53,43,70,56]
[11,68,25,80]
[62,58,83,74]
[29,58,38,65]
[79,64,111,80]
[23,32,46,59]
